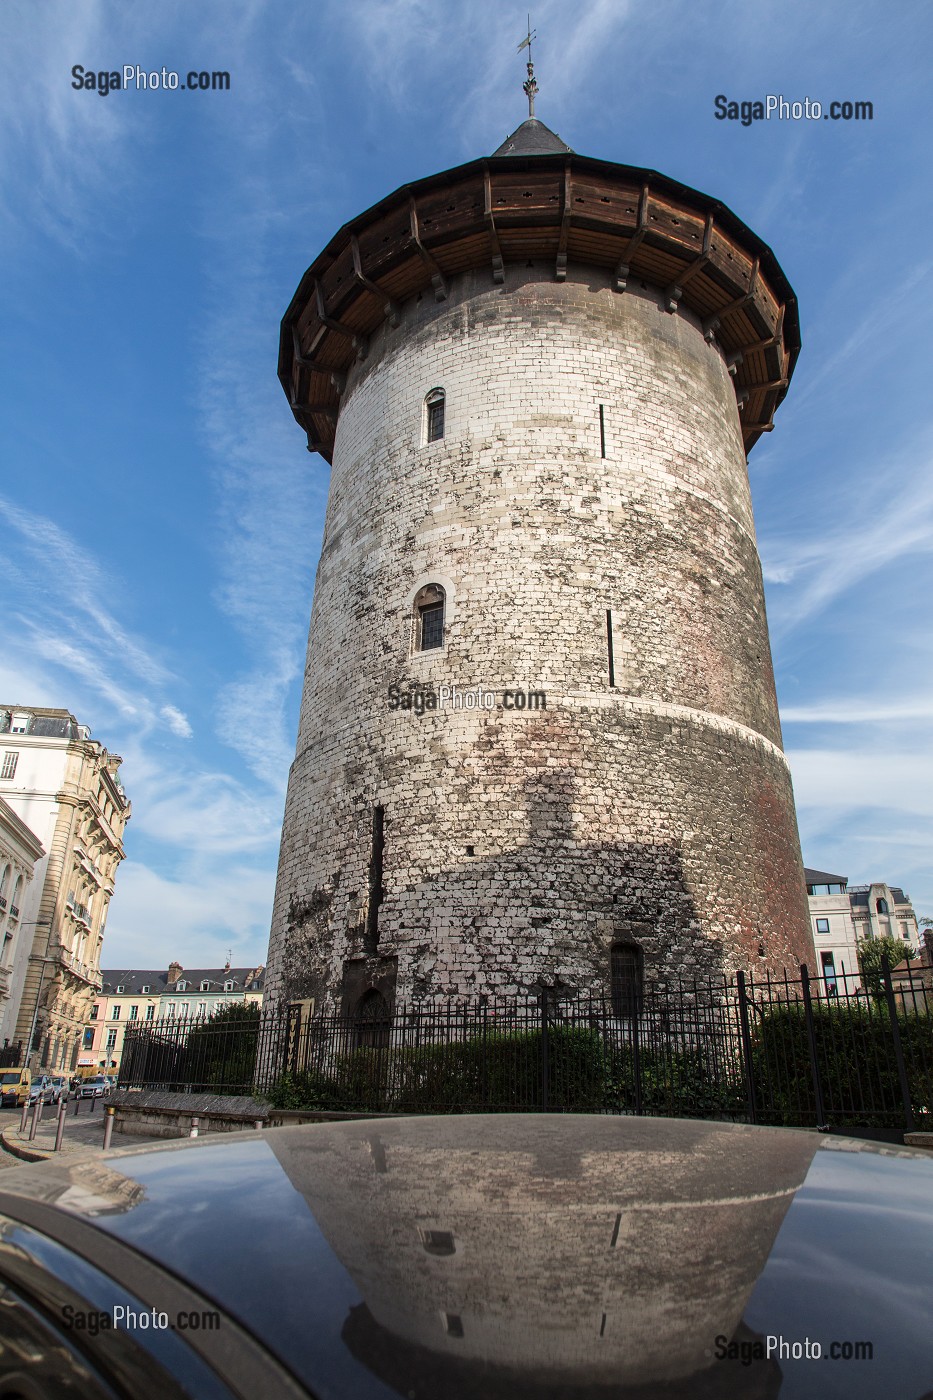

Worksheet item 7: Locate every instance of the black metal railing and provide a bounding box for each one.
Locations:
[117,959,933,1133]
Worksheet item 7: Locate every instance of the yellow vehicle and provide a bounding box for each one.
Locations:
[0,1067,32,1108]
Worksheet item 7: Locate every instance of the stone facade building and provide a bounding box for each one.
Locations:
[0,795,45,1047]
[0,706,130,1070]
[805,866,921,995]
[267,113,814,1010]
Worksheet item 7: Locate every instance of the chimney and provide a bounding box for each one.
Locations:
[167,961,183,985]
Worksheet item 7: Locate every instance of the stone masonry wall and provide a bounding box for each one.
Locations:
[267,264,813,1005]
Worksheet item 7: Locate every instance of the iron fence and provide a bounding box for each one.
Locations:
[117,959,933,1133]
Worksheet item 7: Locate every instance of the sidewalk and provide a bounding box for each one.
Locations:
[0,1101,175,1165]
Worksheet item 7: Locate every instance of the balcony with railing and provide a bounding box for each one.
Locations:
[65,894,92,928]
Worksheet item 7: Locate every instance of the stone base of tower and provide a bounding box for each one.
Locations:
[267,698,814,1008]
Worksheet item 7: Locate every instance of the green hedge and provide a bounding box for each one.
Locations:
[267,1026,745,1119]
[749,1003,933,1128]
[267,1005,933,1127]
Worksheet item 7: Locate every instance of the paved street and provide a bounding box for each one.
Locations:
[0,1100,172,1166]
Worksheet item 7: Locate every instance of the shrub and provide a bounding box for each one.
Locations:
[749,1002,933,1128]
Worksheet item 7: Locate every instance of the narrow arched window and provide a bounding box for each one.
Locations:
[610,941,643,1018]
[876,898,889,915]
[413,583,445,651]
[425,388,445,443]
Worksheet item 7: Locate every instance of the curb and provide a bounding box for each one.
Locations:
[1,1126,52,1163]
[904,1132,933,1151]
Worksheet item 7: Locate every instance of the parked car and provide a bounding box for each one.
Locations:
[0,1067,31,1107]
[48,1076,69,1103]
[26,1075,53,1105]
[0,1115,929,1398]
[77,1075,111,1098]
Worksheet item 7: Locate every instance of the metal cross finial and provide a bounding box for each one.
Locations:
[517,14,538,118]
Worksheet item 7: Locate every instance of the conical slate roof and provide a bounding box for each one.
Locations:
[492,118,573,156]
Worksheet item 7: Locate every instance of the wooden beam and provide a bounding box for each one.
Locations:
[483,169,505,284]
[289,400,338,423]
[665,210,713,312]
[408,196,448,300]
[703,256,760,339]
[736,305,785,357]
[614,184,649,292]
[555,162,572,282]
[314,280,369,359]
[350,234,400,327]
[291,324,328,373]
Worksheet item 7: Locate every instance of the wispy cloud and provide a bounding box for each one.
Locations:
[787,747,933,818]
[782,697,933,724]
[189,102,327,788]
[160,705,193,739]
[792,259,933,412]
[0,0,137,248]
[0,498,190,744]
[111,858,275,967]
[760,431,933,632]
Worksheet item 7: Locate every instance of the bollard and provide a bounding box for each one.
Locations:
[19,1100,28,1134]
[28,1101,40,1141]
[54,1097,66,1153]
[36,1096,44,1127]
[74,1091,80,1115]
[90,1092,96,1113]
[189,1116,199,1138]
[102,1106,115,1151]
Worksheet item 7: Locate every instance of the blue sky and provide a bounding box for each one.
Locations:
[1,0,930,968]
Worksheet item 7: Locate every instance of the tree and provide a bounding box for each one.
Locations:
[183,1002,261,1094]
[857,937,916,1000]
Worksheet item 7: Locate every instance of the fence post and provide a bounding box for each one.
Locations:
[800,964,828,1131]
[539,989,550,1112]
[736,971,757,1125]
[480,1000,488,1109]
[879,953,915,1133]
[631,1001,643,1116]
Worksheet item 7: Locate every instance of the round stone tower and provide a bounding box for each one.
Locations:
[268,113,814,1009]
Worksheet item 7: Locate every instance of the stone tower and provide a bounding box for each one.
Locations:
[267,112,814,1010]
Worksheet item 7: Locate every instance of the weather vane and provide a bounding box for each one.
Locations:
[517,14,538,118]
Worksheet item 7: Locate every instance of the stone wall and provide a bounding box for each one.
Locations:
[268,264,813,1005]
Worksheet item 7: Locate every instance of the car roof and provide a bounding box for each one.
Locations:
[0,1116,930,1397]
